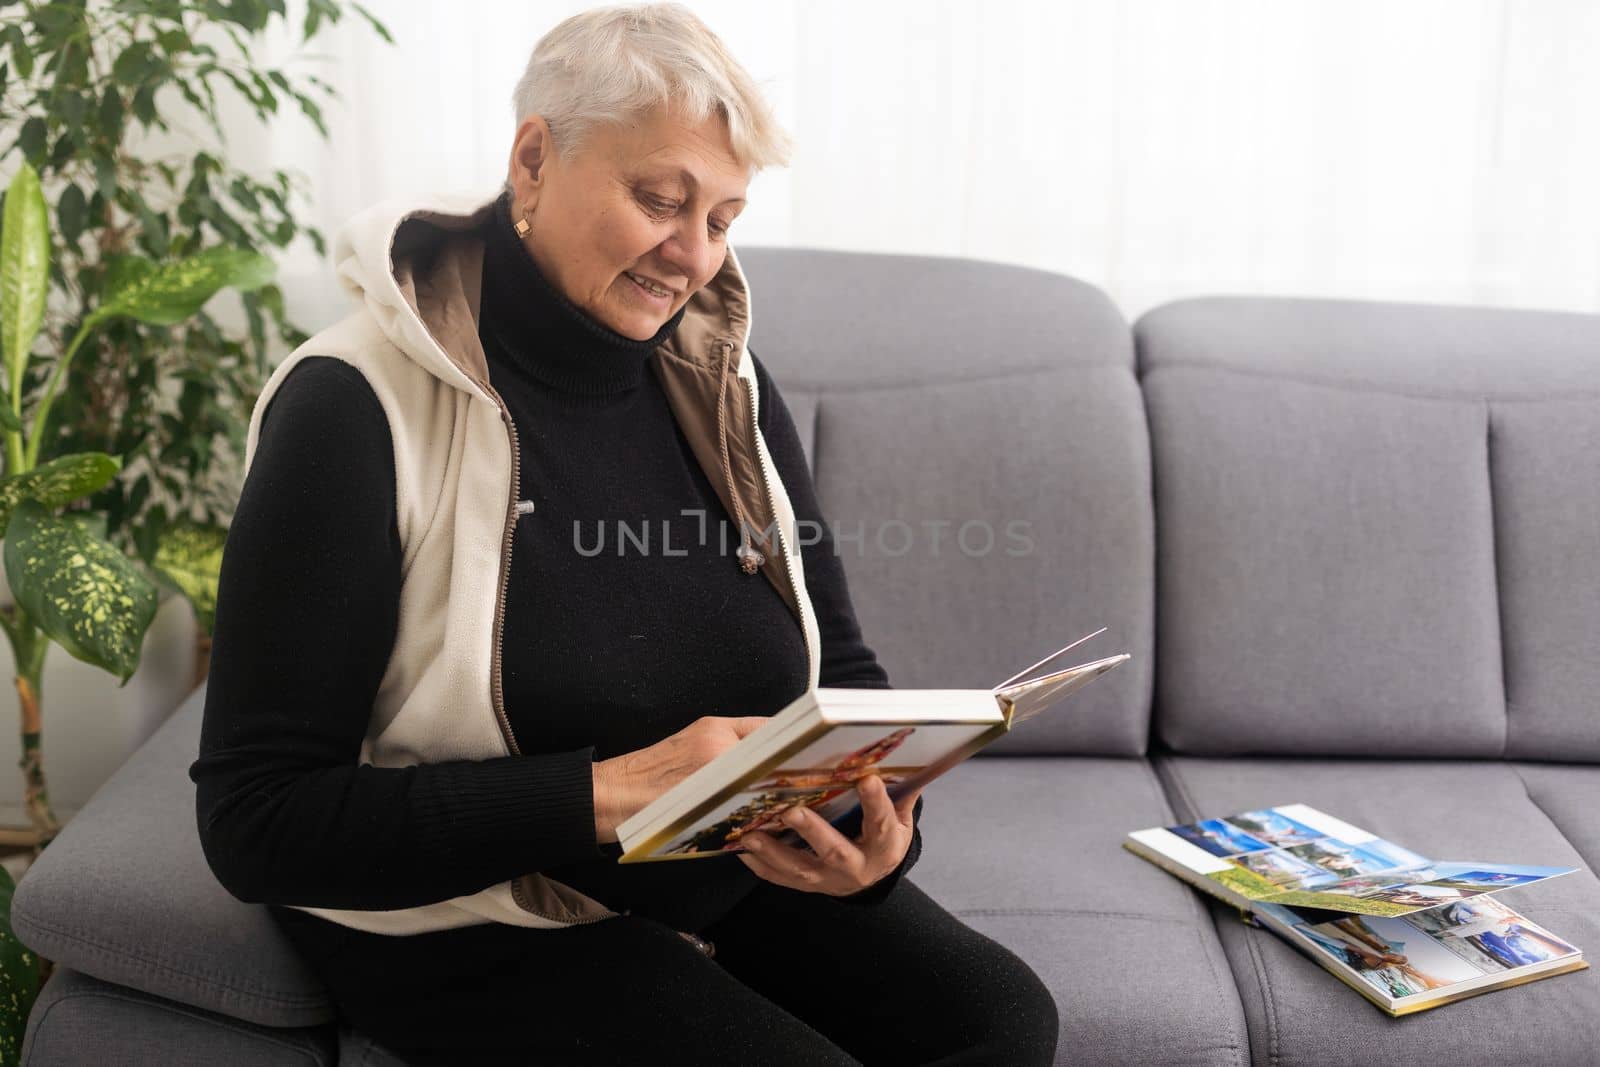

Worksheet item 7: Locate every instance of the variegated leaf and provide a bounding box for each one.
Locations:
[3,499,158,683]
[0,451,121,536]
[0,865,39,1065]
[1,161,50,396]
[95,245,276,327]
[151,520,227,635]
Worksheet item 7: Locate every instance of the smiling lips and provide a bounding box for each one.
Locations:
[626,271,677,298]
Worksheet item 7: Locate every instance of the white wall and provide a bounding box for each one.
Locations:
[235,0,1600,334]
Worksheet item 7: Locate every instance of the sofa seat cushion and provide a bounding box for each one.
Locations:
[1156,756,1600,1066]
[914,757,1249,1066]
[23,967,334,1066]
[1515,763,1600,871]
[11,684,334,1029]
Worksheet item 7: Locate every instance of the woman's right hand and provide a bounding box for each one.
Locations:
[592,715,770,843]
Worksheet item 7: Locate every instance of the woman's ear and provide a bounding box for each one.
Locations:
[507,115,554,209]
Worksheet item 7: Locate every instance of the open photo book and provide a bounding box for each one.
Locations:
[616,629,1130,864]
[1125,804,1588,1016]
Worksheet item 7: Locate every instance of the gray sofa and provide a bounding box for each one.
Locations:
[12,248,1599,1065]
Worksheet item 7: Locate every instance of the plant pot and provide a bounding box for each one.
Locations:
[0,580,198,830]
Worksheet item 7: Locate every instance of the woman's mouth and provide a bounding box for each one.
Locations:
[625,271,674,307]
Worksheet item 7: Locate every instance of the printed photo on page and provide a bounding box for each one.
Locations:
[1128,804,1577,918]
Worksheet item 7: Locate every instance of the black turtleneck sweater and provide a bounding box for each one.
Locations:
[190,192,921,948]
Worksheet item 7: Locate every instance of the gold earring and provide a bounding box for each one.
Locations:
[514,214,531,237]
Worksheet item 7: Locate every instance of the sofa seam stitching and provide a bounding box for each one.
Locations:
[23,985,325,1066]
[1160,758,1271,1067]
[1137,756,1245,1061]
[10,914,327,1010]
[1486,398,1512,759]
[1143,359,1600,403]
[951,908,1188,922]
[780,362,1104,396]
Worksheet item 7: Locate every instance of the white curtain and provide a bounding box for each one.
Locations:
[238,0,1600,331]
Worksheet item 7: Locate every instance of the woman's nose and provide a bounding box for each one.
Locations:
[659,219,714,281]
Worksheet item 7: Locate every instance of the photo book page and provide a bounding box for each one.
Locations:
[1127,803,1577,917]
[1252,896,1583,1013]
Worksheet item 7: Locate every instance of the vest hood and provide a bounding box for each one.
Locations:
[327,188,755,396]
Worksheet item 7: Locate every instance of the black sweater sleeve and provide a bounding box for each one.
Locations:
[751,351,923,904]
[189,357,607,911]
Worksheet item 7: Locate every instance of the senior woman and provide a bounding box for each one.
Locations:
[190,4,1058,1064]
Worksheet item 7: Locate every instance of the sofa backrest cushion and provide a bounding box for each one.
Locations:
[738,248,1153,756]
[1137,296,1600,760]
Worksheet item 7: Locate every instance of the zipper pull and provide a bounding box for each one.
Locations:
[736,541,765,573]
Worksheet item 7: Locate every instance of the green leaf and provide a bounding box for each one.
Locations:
[0,452,122,537]
[302,0,338,39]
[47,128,77,168]
[8,28,32,80]
[155,27,191,54]
[112,40,157,85]
[150,519,226,634]
[15,116,45,161]
[96,86,125,141]
[96,245,275,326]
[4,498,158,683]
[131,199,169,253]
[30,4,76,37]
[228,176,260,213]
[93,153,118,202]
[293,91,326,137]
[57,182,86,243]
[0,864,41,1064]
[57,90,85,128]
[102,252,153,295]
[248,70,277,114]
[1,161,50,403]
[130,82,157,125]
[0,406,20,433]
[351,2,394,44]
[61,508,109,542]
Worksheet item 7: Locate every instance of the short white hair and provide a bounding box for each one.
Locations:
[509,3,793,180]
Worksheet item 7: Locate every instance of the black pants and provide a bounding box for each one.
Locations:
[293,877,1059,1065]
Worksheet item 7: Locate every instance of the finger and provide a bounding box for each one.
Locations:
[739,844,812,895]
[739,835,812,889]
[856,774,903,850]
[775,803,863,875]
[740,827,826,886]
[737,840,802,889]
[891,783,924,826]
[729,715,770,737]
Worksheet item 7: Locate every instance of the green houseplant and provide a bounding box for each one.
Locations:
[2,158,274,845]
[0,0,393,1048]
[0,0,389,849]
[0,156,271,1062]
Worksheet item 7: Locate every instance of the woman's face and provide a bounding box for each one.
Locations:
[506,105,750,341]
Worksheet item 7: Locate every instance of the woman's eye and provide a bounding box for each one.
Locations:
[641,194,730,238]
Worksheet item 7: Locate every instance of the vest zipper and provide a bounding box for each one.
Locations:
[482,382,613,926]
[716,341,765,575]
[485,382,525,760]
[739,355,817,684]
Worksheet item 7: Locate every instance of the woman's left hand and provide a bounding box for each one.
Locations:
[736,773,921,896]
